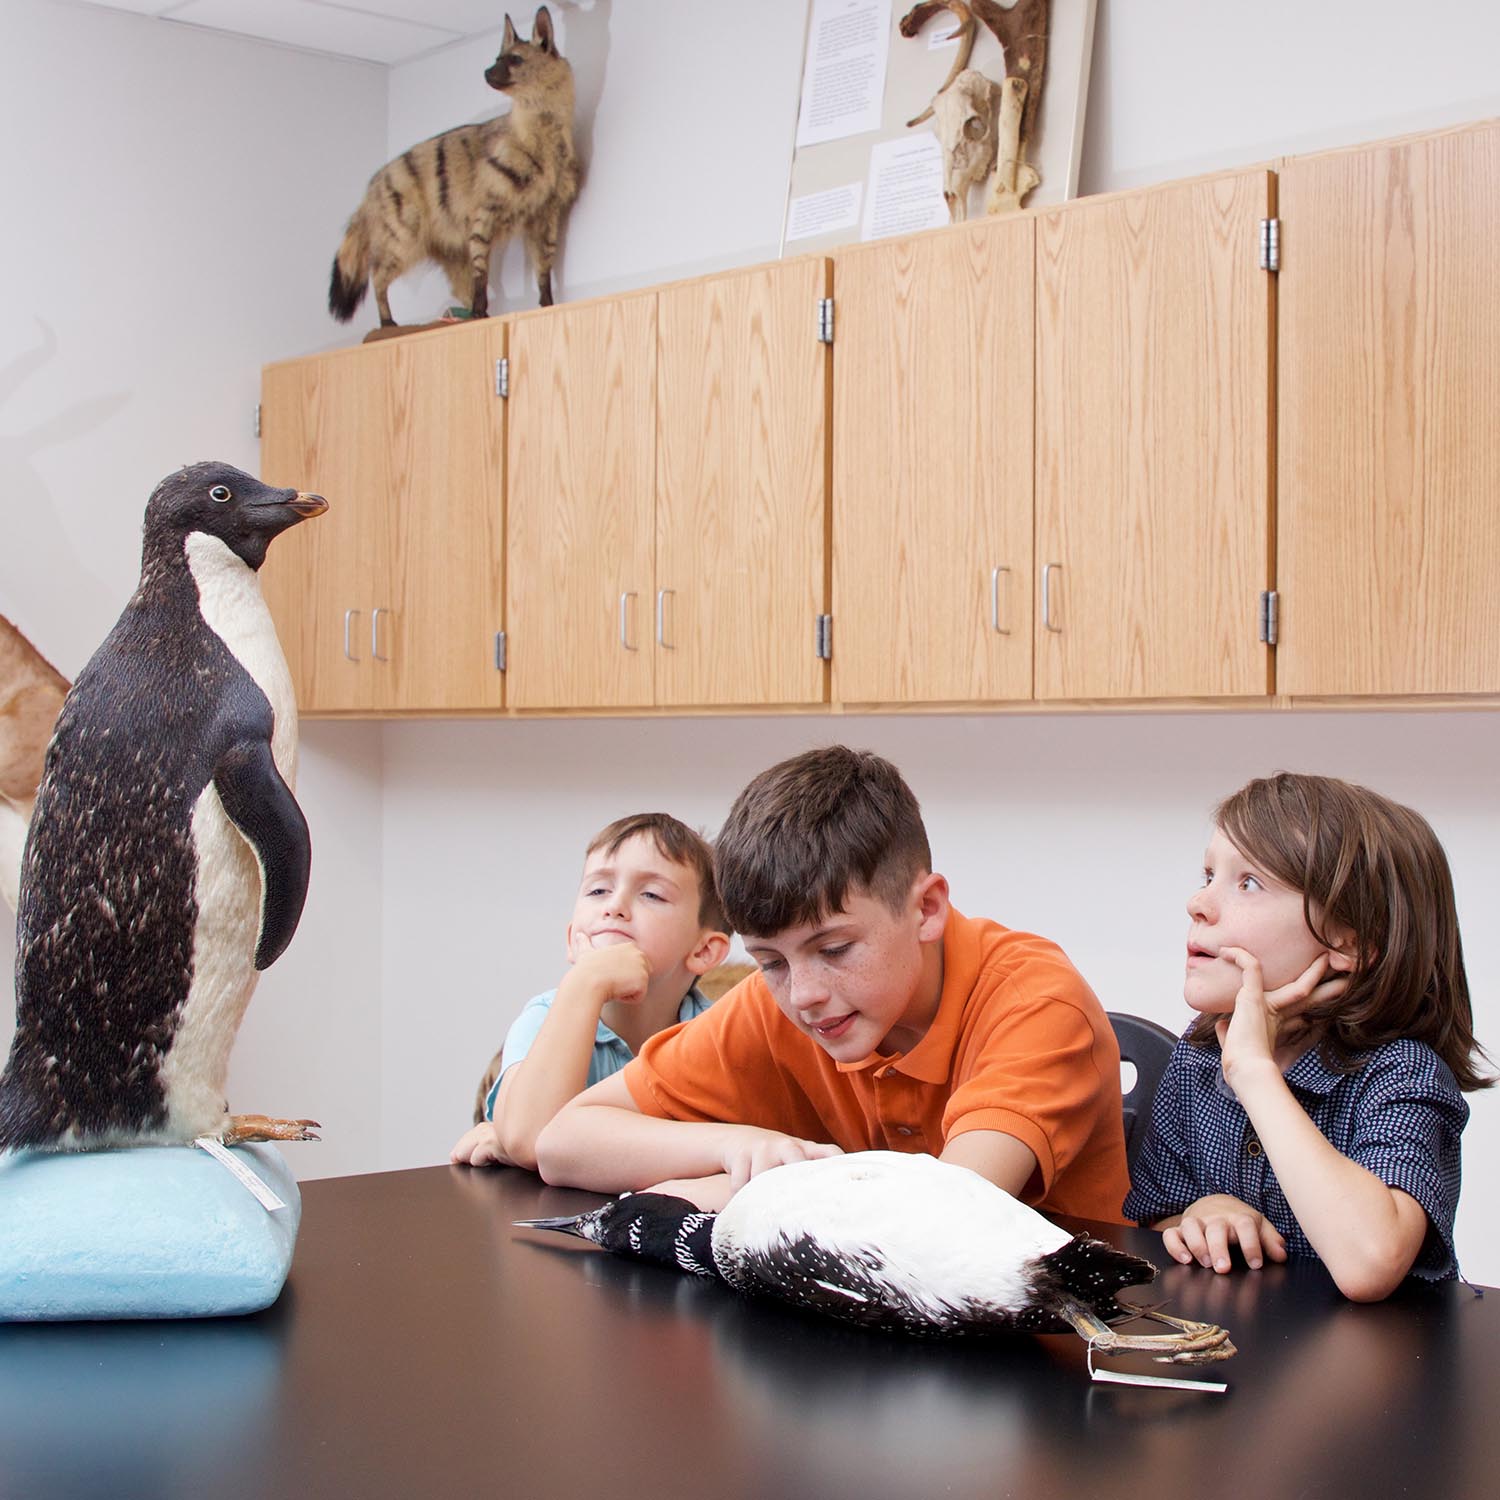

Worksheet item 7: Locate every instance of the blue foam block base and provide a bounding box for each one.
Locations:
[0,1142,301,1321]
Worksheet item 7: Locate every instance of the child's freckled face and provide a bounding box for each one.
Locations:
[1184,828,1332,1012]
[745,890,934,1062]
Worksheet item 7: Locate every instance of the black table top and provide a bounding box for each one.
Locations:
[1,1164,1495,1500]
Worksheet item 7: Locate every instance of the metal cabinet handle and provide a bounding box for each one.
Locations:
[1041,564,1062,634]
[619,592,638,651]
[656,589,675,650]
[371,606,390,662]
[343,608,362,661]
[990,566,1011,635]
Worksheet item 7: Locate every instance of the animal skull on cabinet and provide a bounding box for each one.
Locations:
[933,69,1002,222]
[902,0,1051,218]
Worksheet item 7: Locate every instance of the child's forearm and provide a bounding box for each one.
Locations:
[536,1102,782,1195]
[1232,1062,1427,1300]
[493,975,609,1171]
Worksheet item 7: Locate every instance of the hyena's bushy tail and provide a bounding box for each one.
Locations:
[328,207,372,322]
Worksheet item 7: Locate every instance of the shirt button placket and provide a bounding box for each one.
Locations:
[875,1064,916,1148]
[1239,1127,1268,1199]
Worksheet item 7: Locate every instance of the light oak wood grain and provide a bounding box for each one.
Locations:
[384,320,506,712]
[1035,169,1274,699]
[506,294,657,709]
[832,217,1035,704]
[259,348,393,714]
[1277,121,1500,695]
[655,257,829,707]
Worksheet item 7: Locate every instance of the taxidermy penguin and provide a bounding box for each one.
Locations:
[0,462,327,1153]
[519,1152,1235,1364]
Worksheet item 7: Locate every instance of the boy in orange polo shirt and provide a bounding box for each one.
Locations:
[536,745,1130,1220]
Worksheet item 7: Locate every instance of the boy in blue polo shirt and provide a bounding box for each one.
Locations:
[451,813,730,1171]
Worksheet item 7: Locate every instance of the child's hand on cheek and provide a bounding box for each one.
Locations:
[1215,948,1347,1085]
[567,931,651,1005]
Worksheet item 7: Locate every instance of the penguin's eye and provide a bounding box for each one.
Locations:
[209,484,232,503]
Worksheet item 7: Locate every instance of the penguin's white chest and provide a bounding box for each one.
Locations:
[184,531,298,783]
[156,533,299,1136]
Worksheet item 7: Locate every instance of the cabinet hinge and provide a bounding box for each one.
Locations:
[494,357,509,399]
[1258,590,1279,646]
[817,297,834,345]
[1258,217,1280,273]
[815,614,833,660]
[253,402,262,438]
[494,631,507,671]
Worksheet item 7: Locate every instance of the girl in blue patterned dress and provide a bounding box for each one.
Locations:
[1126,772,1492,1301]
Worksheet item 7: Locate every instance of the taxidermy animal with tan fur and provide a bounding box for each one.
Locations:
[329,6,579,325]
[0,615,69,915]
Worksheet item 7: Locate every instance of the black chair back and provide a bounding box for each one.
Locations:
[1106,1011,1178,1173]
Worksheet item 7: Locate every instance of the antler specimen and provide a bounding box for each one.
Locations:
[901,0,1052,216]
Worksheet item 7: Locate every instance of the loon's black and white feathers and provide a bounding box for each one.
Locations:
[520,1152,1236,1363]
[0,462,326,1152]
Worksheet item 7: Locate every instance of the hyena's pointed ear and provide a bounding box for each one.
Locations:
[532,6,555,54]
[502,15,517,51]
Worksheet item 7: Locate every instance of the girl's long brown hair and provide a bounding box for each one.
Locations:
[1190,772,1492,1090]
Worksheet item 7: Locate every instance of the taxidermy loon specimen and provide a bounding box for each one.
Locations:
[519,1152,1236,1363]
[0,462,326,1153]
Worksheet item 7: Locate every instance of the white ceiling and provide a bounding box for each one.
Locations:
[77,0,531,66]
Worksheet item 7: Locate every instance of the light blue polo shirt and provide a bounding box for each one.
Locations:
[482,983,713,1121]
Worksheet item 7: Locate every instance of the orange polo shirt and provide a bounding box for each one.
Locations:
[624,907,1130,1223]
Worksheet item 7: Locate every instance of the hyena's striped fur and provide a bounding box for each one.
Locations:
[329,7,579,325]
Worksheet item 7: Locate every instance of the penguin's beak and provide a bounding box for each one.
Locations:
[288,492,328,518]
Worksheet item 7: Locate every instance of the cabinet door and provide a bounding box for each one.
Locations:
[1278,124,1500,695]
[832,220,1034,704]
[656,259,829,707]
[259,348,391,714]
[506,297,657,709]
[384,321,506,712]
[1035,170,1273,700]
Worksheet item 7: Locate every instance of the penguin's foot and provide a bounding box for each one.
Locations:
[221,1113,321,1145]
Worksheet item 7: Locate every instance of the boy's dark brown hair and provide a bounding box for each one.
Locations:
[586,813,728,934]
[1189,772,1491,1091]
[713,745,931,936]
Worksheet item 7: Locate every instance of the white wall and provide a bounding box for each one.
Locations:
[3,0,1499,1280]
[1079,0,1500,194]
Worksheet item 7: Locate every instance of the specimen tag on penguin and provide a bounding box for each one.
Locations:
[193,1136,287,1211]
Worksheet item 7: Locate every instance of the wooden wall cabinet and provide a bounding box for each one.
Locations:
[260,120,1499,718]
[1276,121,1500,696]
[260,343,393,714]
[655,258,829,708]
[1034,169,1275,700]
[832,217,1035,705]
[260,319,506,714]
[505,293,657,710]
[831,168,1274,707]
[505,259,830,711]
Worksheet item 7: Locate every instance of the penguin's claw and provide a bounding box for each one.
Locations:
[221,1113,322,1144]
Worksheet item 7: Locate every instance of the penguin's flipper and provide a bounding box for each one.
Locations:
[212,738,311,969]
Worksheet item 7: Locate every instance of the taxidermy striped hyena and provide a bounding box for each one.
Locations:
[329,6,579,325]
